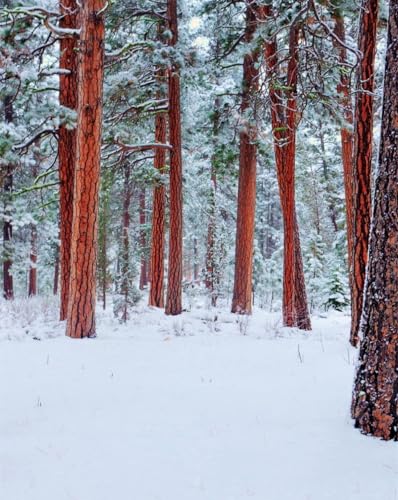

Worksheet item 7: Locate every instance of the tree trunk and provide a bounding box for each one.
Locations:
[332,9,354,272]
[53,244,60,296]
[139,189,148,290]
[28,156,39,297]
[231,2,262,314]
[264,14,311,330]
[120,167,132,323]
[28,225,38,296]
[350,0,378,347]
[351,2,398,440]
[59,0,78,320]
[205,97,220,307]
[165,0,183,316]
[66,0,105,338]
[149,103,167,307]
[3,95,14,300]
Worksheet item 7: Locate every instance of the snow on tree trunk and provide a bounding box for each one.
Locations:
[3,95,14,300]
[351,1,398,441]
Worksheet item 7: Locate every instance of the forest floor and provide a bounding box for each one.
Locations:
[0,297,397,500]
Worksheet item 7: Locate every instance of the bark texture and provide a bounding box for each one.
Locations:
[165,0,183,315]
[350,0,378,346]
[59,0,78,320]
[332,10,354,272]
[351,2,398,441]
[264,12,311,330]
[149,105,167,307]
[66,0,105,338]
[231,2,262,314]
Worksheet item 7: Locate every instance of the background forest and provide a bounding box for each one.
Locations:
[1,0,386,317]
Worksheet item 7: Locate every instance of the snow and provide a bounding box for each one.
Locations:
[0,300,397,500]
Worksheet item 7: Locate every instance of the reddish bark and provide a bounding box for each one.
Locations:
[350,0,378,347]
[165,0,183,316]
[53,245,60,296]
[231,3,262,314]
[351,2,398,440]
[264,9,311,330]
[332,10,354,272]
[139,189,148,290]
[66,0,105,338]
[3,95,14,300]
[58,0,78,320]
[149,104,167,308]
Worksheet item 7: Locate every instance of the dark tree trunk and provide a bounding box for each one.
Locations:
[350,0,378,347]
[351,1,398,441]
[120,167,132,323]
[139,189,148,290]
[231,2,262,314]
[165,0,183,316]
[206,97,220,307]
[59,0,78,320]
[66,0,105,338]
[3,95,14,300]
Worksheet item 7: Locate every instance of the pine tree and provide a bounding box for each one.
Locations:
[351,0,398,440]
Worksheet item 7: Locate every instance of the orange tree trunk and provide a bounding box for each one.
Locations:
[332,9,354,272]
[350,0,378,347]
[58,0,78,320]
[149,105,167,307]
[351,2,398,440]
[3,96,14,300]
[265,14,311,330]
[66,0,105,338]
[139,189,148,290]
[165,0,183,316]
[231,2,262,314]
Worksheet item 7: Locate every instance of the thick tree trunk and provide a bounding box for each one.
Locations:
[265,15,311,330]
[350,0,378,347]
[231,3,262,314]
[58,0,78,320]
[3,95,14,300]
[165,0,183,316]
[139,189,148,290]
[149,106,167,308]
[66,0,105,338]
[351,2,398,440]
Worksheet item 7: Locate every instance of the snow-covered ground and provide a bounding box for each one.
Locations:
[0,298,397,500]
